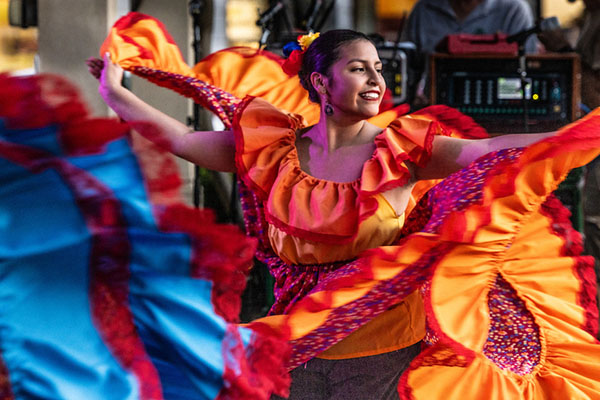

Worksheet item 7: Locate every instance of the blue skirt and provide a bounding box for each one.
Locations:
[0,74,288,400]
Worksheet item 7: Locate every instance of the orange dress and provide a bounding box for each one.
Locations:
[248,111,600,399]
[233,96,449,359]
[102,12,600,399]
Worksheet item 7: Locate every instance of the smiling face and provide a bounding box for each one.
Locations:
[315,39,386,120]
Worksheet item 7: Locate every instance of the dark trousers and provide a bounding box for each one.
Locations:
[273,342,421,400]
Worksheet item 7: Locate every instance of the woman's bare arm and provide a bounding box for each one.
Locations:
[86,53,235,172]
[414,131,556,180]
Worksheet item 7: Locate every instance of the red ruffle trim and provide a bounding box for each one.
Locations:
[541,196,599,337]
[0,73,83,130]
[218,324,291,400]
[1,74,164,399]
[527,115,600,163]
[359,119,440,198]
[0,73,130,156]
[413,104,489,139]
[155,205,257,323]
[0,352,14,400]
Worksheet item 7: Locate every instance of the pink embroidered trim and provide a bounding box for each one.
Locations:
[130,66,241,129]
[267,260,351,315]
[482,274,542,375]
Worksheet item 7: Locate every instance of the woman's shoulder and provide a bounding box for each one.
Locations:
[233,96,309,198]
[233,97,307,155]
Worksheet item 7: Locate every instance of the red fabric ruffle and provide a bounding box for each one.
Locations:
[0,74,165,399]
[218,324,291,400]
[413,104,489,139]
[0,343,13,399]
[155,205,257,322]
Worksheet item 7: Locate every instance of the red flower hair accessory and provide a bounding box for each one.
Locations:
[282,32,320,76]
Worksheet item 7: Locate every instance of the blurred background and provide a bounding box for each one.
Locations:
[0,0,586,110]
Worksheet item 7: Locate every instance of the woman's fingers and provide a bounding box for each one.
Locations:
[86,52,125,93]
[85,57,103,69]
[85,57,104,79]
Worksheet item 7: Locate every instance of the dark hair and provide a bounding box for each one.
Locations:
[298,30,374,103]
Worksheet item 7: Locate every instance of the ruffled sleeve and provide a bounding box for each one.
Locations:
[233,96,305,199]
[361,115,447,197]
[234,98,449,248]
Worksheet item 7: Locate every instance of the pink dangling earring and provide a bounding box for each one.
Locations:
[319,87,333,116]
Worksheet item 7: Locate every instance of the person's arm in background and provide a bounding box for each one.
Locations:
[537,28,574,53]
[503,0,540,53]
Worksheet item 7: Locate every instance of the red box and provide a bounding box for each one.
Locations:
[436,33,518,56]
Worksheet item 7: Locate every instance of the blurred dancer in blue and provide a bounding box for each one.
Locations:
[0,74,289,400]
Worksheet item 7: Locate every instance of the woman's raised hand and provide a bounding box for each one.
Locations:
[85,52,124,98]
[85,51,236,171]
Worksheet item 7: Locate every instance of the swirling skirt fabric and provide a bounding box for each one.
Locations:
[97,12,600,399]
[0,74,289,400]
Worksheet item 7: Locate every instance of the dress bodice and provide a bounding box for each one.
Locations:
[234,96,442,264]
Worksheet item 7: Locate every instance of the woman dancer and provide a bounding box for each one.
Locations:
[88,16,600,399]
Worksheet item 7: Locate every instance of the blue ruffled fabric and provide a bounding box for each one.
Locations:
[0,79,270,399]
